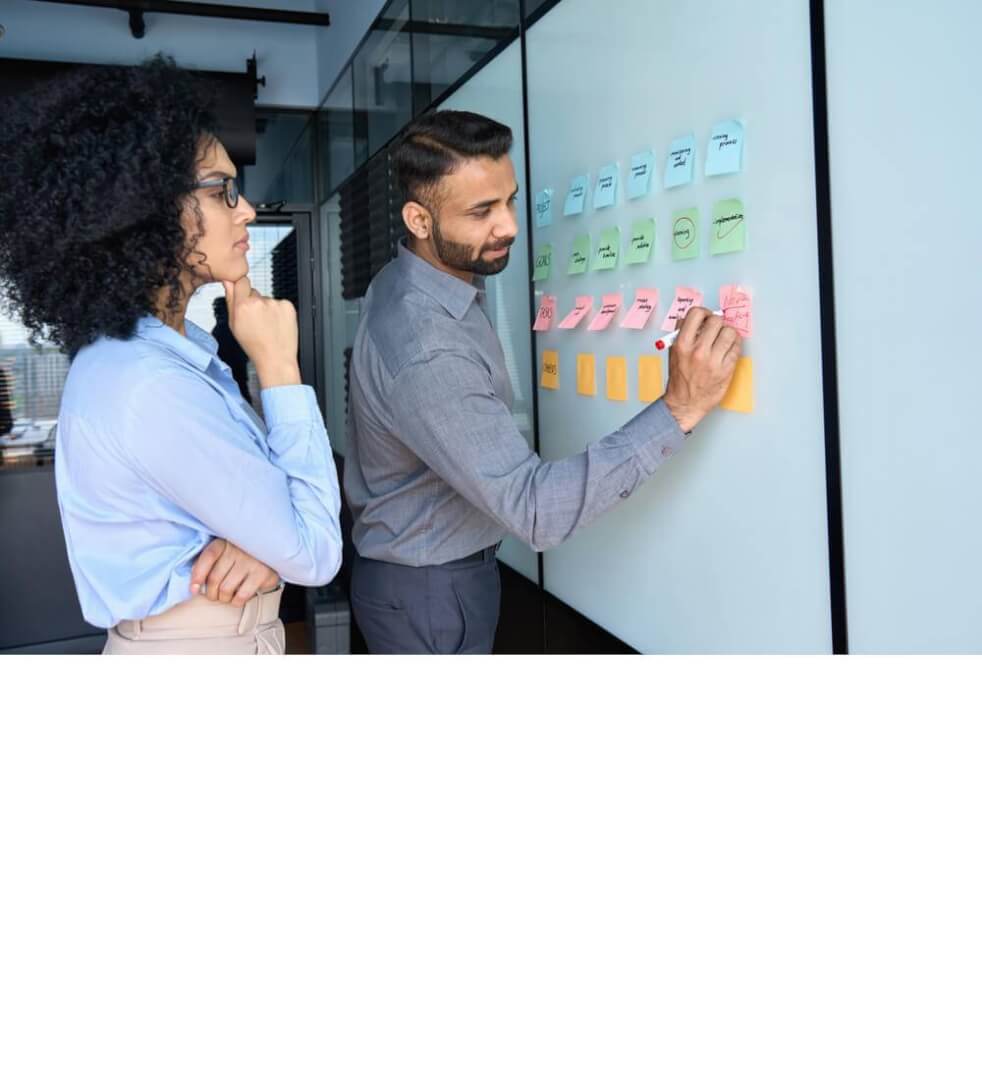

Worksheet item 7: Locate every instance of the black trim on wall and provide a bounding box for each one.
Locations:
[809,0,849,654]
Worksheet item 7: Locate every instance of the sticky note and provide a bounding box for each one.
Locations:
[591,227,620,271]
[625,218,655,265]
[711,198,746,255]
[593,164,619,209]
[661,286,704,332]
[606,357,628,402]
[620,288,659,330]
[627,150,655,200]
[532,244,553,282]
[563,174,588,216]
[587,293,623,332]
[638,355,664,402]
[567,234,590,276]
[705,119,744,177]
[720,357,753,413]
[671,209,700,261]
[558,296,594,330]
[533,294,557,332]
[540,349,560,390]
[576,353,596,396]
[534,188,553,228]
[720,284,753,337]
[664,134,696,188]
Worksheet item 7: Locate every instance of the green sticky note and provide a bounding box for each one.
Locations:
[591,227,620,271]
[625,218,655,265]
[567,234,590,276]
[710,198,746,255]
[671,208,700,261]
[532,243,553,282]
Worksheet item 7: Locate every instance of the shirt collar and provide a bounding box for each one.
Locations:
[134,315,220,372]
[396,240,485,321]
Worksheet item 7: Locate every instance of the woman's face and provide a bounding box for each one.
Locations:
[183,137,256,286]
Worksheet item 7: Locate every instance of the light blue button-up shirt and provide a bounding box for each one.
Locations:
[55,316,342,629]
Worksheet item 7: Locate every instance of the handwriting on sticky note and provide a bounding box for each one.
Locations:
[534,188,553,228]
[533,295,557,332]
[620,288,659,330]
[705,119,744,177]
[531,243,553,282]
[567,234,590,275]
[671,209,699,261]
[540,349,560,390]
[625,218,655,265]
[587,293,623,332]
[627,150,655,200]
[720,356,753,413]
[558,296,594,330]
[638,355,664,402]
[593,164,619,210]
[720,284,753,337]
[606,357,628,402]
[563,174,588,216]
[664,134,696,188]
[711,198,746,255]
[591,227,620,271]
[576,353,596,396]
[661,286,704,332]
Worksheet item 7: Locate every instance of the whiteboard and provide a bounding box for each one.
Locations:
[826,0,982,652]
[525,0,833,652]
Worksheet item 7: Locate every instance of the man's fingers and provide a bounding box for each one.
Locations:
[232,571,264,608]
[205,550,237,601]
[218,566,247,605]
[190,538,225,593]
[710,325,742,366]
[675,306,712,352]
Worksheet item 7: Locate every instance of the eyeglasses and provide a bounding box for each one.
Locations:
[195,175,240,209]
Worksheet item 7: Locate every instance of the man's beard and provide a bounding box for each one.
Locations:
[431,218,513,276]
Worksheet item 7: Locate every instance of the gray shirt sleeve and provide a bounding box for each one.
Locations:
[388,349,687,552]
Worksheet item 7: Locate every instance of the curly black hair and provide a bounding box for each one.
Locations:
[0,56,217,356]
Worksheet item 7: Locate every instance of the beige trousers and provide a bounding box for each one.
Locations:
[103,585,286,655]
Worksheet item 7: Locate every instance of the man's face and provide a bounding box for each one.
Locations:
[425,155,520,277]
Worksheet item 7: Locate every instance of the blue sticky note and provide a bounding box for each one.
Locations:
[705,119,744,176]
[563,174,589,216]
[664,134,696,189]
[627,150,655,200]
[535,188,553,228]
[593,164,619,209]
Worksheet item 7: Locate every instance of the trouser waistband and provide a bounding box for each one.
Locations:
[114,584,284,641]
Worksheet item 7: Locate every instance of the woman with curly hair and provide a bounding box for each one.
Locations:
[0,57,342,654]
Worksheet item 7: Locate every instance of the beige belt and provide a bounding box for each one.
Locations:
[111,584,285,653]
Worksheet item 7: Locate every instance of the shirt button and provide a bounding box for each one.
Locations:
[661,446,672,458]
[619,490,629,499]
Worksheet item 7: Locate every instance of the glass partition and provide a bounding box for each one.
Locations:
[352,0,413,161]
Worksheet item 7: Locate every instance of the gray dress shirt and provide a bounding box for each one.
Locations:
[344,241,687,567]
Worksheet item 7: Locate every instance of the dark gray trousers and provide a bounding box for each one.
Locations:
[351,547,501,655]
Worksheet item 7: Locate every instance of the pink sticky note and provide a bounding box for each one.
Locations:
[587,293,623,332]
[533,295,557,331]
[620,288,660,330]
[661,287,704,332]
[558,295,594,330]
[720,284,753,338]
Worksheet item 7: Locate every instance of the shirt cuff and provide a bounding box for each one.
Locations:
[620,398,688,476]
[260,384,321,427]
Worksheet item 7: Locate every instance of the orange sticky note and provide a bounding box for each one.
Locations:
[638,355,664,402]
[720,356,753,413]
[540,349,560,390]
[576,353,596,396]
[606,356,628,401]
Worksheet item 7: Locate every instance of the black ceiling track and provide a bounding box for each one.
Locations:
[28,0,330,40]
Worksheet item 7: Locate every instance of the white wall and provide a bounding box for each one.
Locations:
[1,0,324,106]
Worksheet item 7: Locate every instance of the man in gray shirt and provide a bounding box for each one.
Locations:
[345,111,740,654]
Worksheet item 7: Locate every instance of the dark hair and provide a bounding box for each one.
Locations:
[392,110,513,208]
[0,55,217,356]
